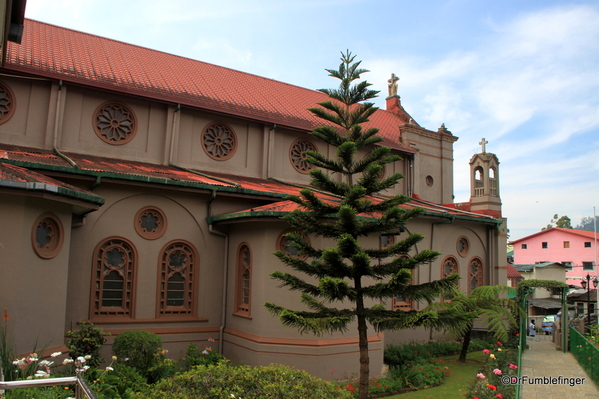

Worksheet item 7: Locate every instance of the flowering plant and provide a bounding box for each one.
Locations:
[468,343,518,399]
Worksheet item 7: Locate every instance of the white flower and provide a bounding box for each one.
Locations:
[34,370,50,378]
[76,356,86,363]
[83,365,90,371]
[202,350,209,355]
[51,352,62,358]
[105,366,114,371]
[111,355,117,361]
[62,358,74,365]
[84,355,92,360]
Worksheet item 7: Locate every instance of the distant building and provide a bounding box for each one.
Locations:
[514,262,570,316]
[507,263,524,288]
[509,228,598,286]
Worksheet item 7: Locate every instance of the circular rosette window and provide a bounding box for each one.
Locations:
[93,102,137,145]
[202,122,238,160]
[0,81,16,125]
[289,139,317,174]
[134,206,167,240]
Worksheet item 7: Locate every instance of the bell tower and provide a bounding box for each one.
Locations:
[469,138,502,216]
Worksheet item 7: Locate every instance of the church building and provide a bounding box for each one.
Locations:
[0,7,507,378]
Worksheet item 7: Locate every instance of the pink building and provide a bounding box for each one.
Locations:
[509,228,599,286]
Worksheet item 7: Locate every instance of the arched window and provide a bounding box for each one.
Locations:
[234,243,252,317]
[441,256,459,302]
[91,237,137,318]
[442,256,459,278]
[468,257,483,293]
[392,255,415,311]
[158,240,198,316]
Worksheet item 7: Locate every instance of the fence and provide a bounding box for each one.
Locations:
[569,326,599,387]
[0,374,98,399]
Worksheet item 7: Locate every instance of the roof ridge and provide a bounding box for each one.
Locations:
[23,18,327,96]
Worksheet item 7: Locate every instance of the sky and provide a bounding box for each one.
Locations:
[24,0,599,241]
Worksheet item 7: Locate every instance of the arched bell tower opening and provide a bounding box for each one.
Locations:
[469,138,501,214]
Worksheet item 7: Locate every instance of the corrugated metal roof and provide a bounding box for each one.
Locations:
[3,19,421,153]
[0,163,103,205]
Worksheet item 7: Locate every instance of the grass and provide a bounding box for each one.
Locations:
[384,351,487,399]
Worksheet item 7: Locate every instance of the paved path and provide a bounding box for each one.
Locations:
[520,334,599,398]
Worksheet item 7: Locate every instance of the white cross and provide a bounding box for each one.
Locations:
[479,138,488,153]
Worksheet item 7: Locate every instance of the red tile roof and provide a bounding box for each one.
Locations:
[1,143,498,224]
[507,263,523,280]
[0,144,340,199]
[4,19,419,153]
[0,144,236,188]
[508,227,599,244]
[211,193,501,224]
[0,162,103,204]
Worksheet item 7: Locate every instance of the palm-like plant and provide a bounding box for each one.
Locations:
[424,285,520,362]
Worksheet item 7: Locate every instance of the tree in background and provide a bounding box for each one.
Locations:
[265,51,461,399]
[575,215,599,231]
[424,285,519,362]
[542,214,572,230]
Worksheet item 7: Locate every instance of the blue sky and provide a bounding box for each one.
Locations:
[25,0,599,241]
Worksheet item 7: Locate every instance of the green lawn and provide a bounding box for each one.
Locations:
[385,351,487,399]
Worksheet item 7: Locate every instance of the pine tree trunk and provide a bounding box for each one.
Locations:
[458,325,473,363]
[356,295,370,399]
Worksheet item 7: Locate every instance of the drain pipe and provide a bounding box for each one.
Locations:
[168,104,181,164]
[208,190,229,354]
[428,215,455,340]
[51,80,77,168]
[52,80,63,149]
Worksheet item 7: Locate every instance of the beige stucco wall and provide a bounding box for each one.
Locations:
[0,193,72,354]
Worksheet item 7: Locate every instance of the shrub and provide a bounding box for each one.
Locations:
[66,321,109,367]
[112,330,162,378]
[180,342,224,371]
[384,338,491,368]
[130,362,352,399]
[85,363,149,399]
[4,386,73,399]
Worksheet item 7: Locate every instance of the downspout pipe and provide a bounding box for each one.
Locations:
[267,124,276,178]
[168,104,181,165]
[207,190,229,354]
[52,80,78,169]
[428,215,455,340]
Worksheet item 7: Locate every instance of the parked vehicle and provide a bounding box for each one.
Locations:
[542,315,557,333]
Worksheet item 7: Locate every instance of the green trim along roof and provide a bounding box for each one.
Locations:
[0,163,104,205]
[208,198,503,226]
[0,144,502,226]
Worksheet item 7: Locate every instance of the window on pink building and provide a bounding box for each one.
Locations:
[521,244,527,249]
[563,241,570,248]
[583,262,594,271]
[542,242,548,249]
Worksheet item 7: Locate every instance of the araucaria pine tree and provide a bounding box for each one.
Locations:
[265,51,461,399]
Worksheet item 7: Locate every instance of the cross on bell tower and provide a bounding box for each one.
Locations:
[479,138,488,153]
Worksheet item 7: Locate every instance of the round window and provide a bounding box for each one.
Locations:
[31,213,64,259]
